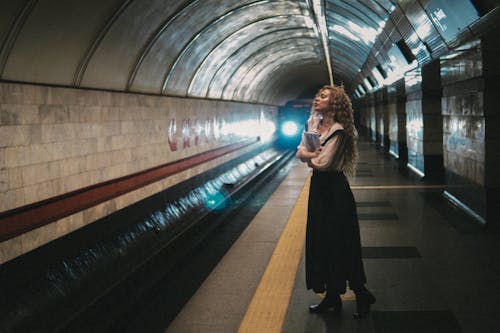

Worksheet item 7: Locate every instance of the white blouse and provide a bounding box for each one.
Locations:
[298,122,346,172]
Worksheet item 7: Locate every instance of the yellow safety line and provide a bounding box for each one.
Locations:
[351,184,445,190]
[237,176,310,333]
[237,178,437,332]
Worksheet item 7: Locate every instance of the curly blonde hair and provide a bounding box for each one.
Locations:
[318,85,358,177]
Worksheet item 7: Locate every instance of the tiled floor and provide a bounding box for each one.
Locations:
[165,139,500,333]
[283,140,500,333]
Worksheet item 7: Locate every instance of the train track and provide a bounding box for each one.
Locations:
[0,147,296,333]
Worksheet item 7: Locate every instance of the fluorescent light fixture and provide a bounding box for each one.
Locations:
[311,0,333,84]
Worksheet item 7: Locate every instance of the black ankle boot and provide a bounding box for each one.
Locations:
[353,288,376,319]
[309,294,342,314]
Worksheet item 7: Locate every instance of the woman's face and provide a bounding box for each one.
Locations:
[313,89,331,114]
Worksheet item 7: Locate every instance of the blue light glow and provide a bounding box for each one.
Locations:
[204,192,226,210]
[281,121,299,136]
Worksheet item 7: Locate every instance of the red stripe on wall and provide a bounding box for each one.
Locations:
[0,139,259,242]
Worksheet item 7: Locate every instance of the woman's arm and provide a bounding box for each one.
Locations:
[296,147,321,162]
[308,131,347,171]
[296,129,321,162]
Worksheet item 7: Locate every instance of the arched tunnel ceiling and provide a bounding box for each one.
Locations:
[326,0,397,85]
[0,0,492,105]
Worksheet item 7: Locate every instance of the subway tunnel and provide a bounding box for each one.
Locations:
[1,0,500,332]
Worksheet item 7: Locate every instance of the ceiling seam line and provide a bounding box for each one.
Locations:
[73,0,133,86]
[311,0,333,84]
[0,0,38,78]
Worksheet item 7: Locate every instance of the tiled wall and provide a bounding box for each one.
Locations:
[376,108,384,146]
[376,88,389,152]
[355,81,405,161]
[387,103,398,157]
[352,39,491,224]
[0,82,276,262]
[368,96,376,142]
[441,40,486,220]
[405,88,424,175]
[387,78,405,160]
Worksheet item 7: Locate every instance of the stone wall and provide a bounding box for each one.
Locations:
[0,82,276,262]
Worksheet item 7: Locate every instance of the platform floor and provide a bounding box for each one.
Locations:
[164,140,500,333]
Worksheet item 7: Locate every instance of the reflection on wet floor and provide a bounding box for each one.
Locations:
[166,139,500,333]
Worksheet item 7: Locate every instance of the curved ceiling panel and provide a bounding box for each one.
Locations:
[129,0,283,94]
[79,0,190,90]
[162,0,307,96]
[207,33,320,98]
[234,49,320,101]
[251,61,327,104]
[0,1,29,72]
[164,1,304,94]
[0,0,491,105]
[215,38,321,100]
[187,21,313,97]
[325,0,396,83]
[197,26,318,98]
[1,0,124,84]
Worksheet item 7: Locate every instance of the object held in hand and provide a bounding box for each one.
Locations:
[303,131,320,152]
[308,112,322,133]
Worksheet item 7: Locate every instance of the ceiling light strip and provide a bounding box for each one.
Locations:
[311,0,333,85]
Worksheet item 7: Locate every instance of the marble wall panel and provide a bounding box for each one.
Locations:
[387,79,407,164]
[369,105,376,142]
[405,99,424,174]
[441,42,486,221]
[0,82,276,262]
[0,141,261,264]
[442,101,485,185]
[353,97,370,136]
[0,82,276,212]
[387,104,399,157]
[441,40,482,85]
[376,107,384,146]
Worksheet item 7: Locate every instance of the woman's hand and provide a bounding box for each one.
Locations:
[297,147,321,162]
[305,147,322,168]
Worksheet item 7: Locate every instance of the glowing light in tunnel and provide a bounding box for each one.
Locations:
[281,121,299,137]
[259,121,276,141]
[219,118,276,141]
[204,191,226,210]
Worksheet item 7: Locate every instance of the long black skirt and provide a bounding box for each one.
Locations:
[305,170,366,294]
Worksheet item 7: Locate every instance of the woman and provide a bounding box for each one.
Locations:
[296,85,375,318]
